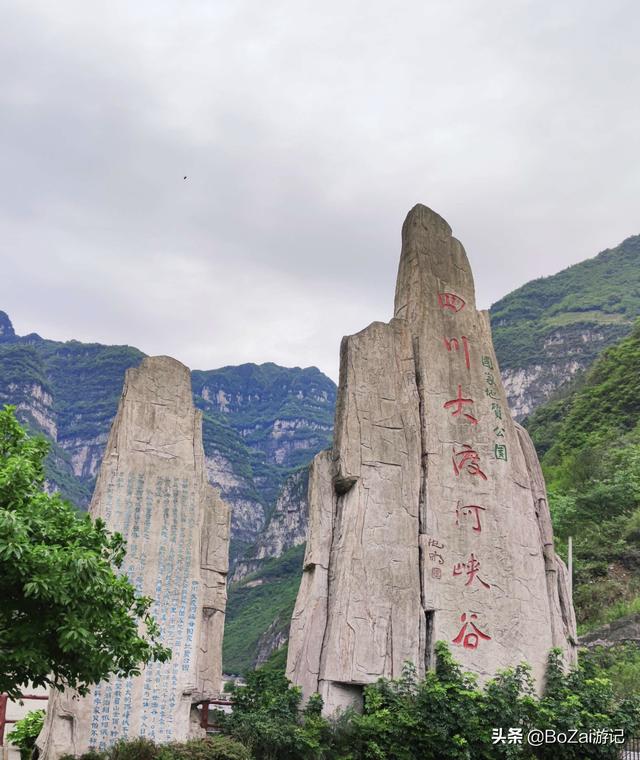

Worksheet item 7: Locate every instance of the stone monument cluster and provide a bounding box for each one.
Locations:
[38,205,576,754]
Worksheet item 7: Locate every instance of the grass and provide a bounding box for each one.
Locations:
[577,596,640,636]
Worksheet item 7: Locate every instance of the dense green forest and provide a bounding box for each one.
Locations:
[223,544,305,674]
[491,234,640,371]
[526,320,640,631]
[0,312,336,562]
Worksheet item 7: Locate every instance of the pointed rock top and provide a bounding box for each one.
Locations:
[394,203,476,325]
[125,355,193,408]
[106,355,199,469]
[0,311,16,342]
[402,204,452,240]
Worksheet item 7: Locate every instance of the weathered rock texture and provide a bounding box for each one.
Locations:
[287,205,577,714]
[231,467,309,583]
[580,613,640,649]
[37,357,230,758]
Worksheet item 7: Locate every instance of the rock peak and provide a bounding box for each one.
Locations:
[287,205,576,716]
[395,203,476,324]
[402,203,452,239]
[38,354,230,757]
[0,311,16,342]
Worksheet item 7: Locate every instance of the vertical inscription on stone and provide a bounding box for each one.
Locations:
[38,357,230,759]
[287,205,577,715]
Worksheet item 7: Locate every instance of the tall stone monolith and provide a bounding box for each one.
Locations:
[287,205,577,715]
[38,356,230,758]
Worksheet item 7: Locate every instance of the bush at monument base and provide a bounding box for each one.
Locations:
[209,643,640,760]
[62,737,250,760]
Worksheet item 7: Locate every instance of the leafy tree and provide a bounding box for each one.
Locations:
[215,667,330,760]
[6,708,45,760]
[0,406,170,700]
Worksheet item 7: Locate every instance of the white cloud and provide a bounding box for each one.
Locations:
[1,0,638,381]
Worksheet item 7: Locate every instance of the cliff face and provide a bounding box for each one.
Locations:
[193,364,334,552]
[491,234,640,419]
[37,357,230,758]
[232,467,309,583]
[287,205,577,715]
[220,467,311,673]
[0,313,336,561]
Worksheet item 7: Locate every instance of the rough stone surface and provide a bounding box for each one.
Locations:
[580,613,640,648]
[231,467,309,583]
[37,356,230,758]
[287,205,577,714]
[286,450,334,702]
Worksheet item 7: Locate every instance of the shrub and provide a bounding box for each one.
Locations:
[109,738,157,760]
[6,709,45,760]
[157,736,250,760]
[68,736,249,760]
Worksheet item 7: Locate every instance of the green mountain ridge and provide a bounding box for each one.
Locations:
[491,233,640,419]
[525,320,640,632]
[4,230,640,674]
[0,312,336,558]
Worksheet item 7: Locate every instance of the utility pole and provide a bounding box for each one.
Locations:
[568,536,573,601]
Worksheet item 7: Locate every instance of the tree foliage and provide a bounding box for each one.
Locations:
[0,406,170,699]
[6,708,45,760]
[216,667,330,760]
[213,643,640,760]
[524,322,640,629]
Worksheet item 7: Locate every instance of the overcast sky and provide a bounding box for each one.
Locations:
[1,1,638,381]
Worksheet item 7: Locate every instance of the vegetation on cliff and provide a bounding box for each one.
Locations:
[223,544,305,674]
[491,234,640,371]
[525,320,640,631]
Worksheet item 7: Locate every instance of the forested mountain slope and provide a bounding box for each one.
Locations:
[0,311,336,559]
[525,320,640,630]
[491,234,640,419]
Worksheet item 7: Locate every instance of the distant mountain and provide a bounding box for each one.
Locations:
[491,234,640,419]
[525,320,640,632]
[0,311,336,560]
[223,467,310,673]
[237,232,640,671]
[4,230,640,674]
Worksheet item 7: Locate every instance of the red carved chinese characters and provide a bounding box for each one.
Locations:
[452,612,491,649]
[452,445,487,480]
[453,553,491,589]
[438,292,466,312]
[455,502,486,533]
[444,336,471,370]
[444,385,478,425]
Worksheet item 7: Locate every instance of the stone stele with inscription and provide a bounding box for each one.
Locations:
[37,356,230,758]
[286,204,577,716]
